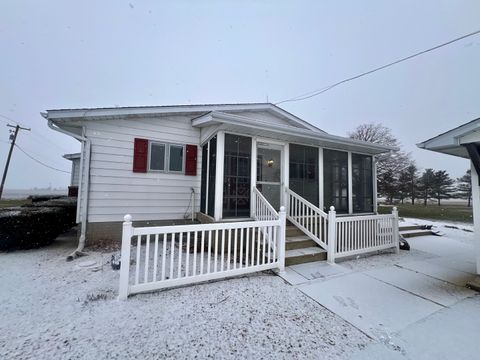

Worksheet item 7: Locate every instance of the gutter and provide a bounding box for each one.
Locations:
[43,113,91,261]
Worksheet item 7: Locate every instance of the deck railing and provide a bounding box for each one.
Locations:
[119,209,286,299]
[333,211,399,259]
[285,188,328,250]
[252,187,279,221]
[285,188,399,263]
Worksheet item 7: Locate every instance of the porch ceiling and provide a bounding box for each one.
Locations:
[193,111,395,155]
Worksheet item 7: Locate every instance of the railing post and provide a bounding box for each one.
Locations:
[327,206,336,264]
[392,206,400,254]
[278,206,286,273]
[118,214,133,300]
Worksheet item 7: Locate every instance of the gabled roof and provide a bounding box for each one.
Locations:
[417,117,480,159]
[193,111,396,155]
[43,103,326,134]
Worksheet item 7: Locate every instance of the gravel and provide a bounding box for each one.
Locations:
[0,234,370,360]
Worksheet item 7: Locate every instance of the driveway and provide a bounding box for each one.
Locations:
[280,224,480,359]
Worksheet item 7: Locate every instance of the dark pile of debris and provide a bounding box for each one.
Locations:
[0,196,76,251]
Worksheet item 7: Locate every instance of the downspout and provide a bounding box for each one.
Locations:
[45,116,91,261]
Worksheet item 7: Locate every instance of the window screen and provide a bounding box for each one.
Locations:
[323,149,349,214]
[352,154,373,213]
[169,145,184,172]
[150,143,165,171]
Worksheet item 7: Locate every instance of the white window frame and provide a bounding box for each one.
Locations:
[148,141,185,174]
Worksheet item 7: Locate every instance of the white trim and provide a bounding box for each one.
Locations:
[250,137,257,217]
[373,156,378,213]
[471,162,480,275]
[348,151,353,214]
[319,147,324,211]
[193,111,395,155]
[148,141,186,174]
[214,131,225,221]
[45,103,326,134]
[204,141,210,214]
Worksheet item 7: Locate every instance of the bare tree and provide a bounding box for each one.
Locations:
[349,123,411,202]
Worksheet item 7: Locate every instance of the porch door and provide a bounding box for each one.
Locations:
[256,144,282,210]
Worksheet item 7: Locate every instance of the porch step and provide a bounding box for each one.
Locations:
[285,247,327,266]
[285,235,317,250]
[286,225,304,237]
[400,230,434,238]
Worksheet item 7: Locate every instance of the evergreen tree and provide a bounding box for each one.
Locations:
[431,170,455,206]
[418,168,435,206]
[457,169,472,207]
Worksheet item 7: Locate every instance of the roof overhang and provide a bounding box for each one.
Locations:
[417,118,480,159]
[193,111,395,155]
[42,103,325,134]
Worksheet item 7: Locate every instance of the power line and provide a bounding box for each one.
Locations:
[275,29,480,105]
[14,144,70,174]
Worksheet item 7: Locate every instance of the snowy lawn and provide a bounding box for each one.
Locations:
[0,233,369,360]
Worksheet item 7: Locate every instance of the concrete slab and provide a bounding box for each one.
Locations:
[277,267,308,285]
[298,273,442,338]
[406,235,473,257]
[350,296,480,360]
[289,261,350,280]
[365,266,476,307]
[426,255,477,274]
[398,260,477,286]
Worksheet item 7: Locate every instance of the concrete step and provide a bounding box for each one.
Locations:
[285,235,317,250]
[399,225,432,231]
[285,247,327,266]
[400,230,433,238]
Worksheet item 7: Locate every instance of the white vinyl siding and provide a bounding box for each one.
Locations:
[83,115,201,223]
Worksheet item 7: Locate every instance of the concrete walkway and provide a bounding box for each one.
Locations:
[280,231,480,359]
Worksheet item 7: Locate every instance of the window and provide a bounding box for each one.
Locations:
[148,142,184,173]
[169,145,184,172]
[323,149,349,214]
[150,143,165,171]
[352,154,373,213]
[289,144,319,206]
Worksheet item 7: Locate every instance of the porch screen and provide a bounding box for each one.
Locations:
[352,153,373,213]
[289,144,319,206]
[323,149,349,214]
[199,136,217,217]
[223,134,252,218]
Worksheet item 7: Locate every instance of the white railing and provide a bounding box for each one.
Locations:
[252,187,279,221]
[119,209,286,299]
[326,206,399,262]
[285,188,399,263]
[285,188,328,250]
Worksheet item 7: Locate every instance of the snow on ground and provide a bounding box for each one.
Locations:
[0,233,369,360]
[400,217,474,245]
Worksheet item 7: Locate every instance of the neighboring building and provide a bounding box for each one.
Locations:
[43,103,394,257]
[63,153,80,197]
[418,118,480,275]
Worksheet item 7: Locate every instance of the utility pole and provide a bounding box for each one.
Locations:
[0,124,31,200]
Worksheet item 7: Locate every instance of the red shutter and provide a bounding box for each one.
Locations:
[185,144,198,176]
[133,138,148,173]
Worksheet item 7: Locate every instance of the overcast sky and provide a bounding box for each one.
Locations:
[1,0,479,189]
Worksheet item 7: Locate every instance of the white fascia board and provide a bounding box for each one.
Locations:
[45,103,276,121]
[417,118,480,150]
[44,103,327,133]
[204,111,395,154]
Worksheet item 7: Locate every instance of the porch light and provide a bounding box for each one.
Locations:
[267,159,275,167]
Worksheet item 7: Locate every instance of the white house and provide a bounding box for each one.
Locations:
[418,118,480,276]
[43,103,397,265]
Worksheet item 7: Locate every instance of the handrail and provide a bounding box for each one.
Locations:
[252,187,279,221]
[285,188,328,250]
